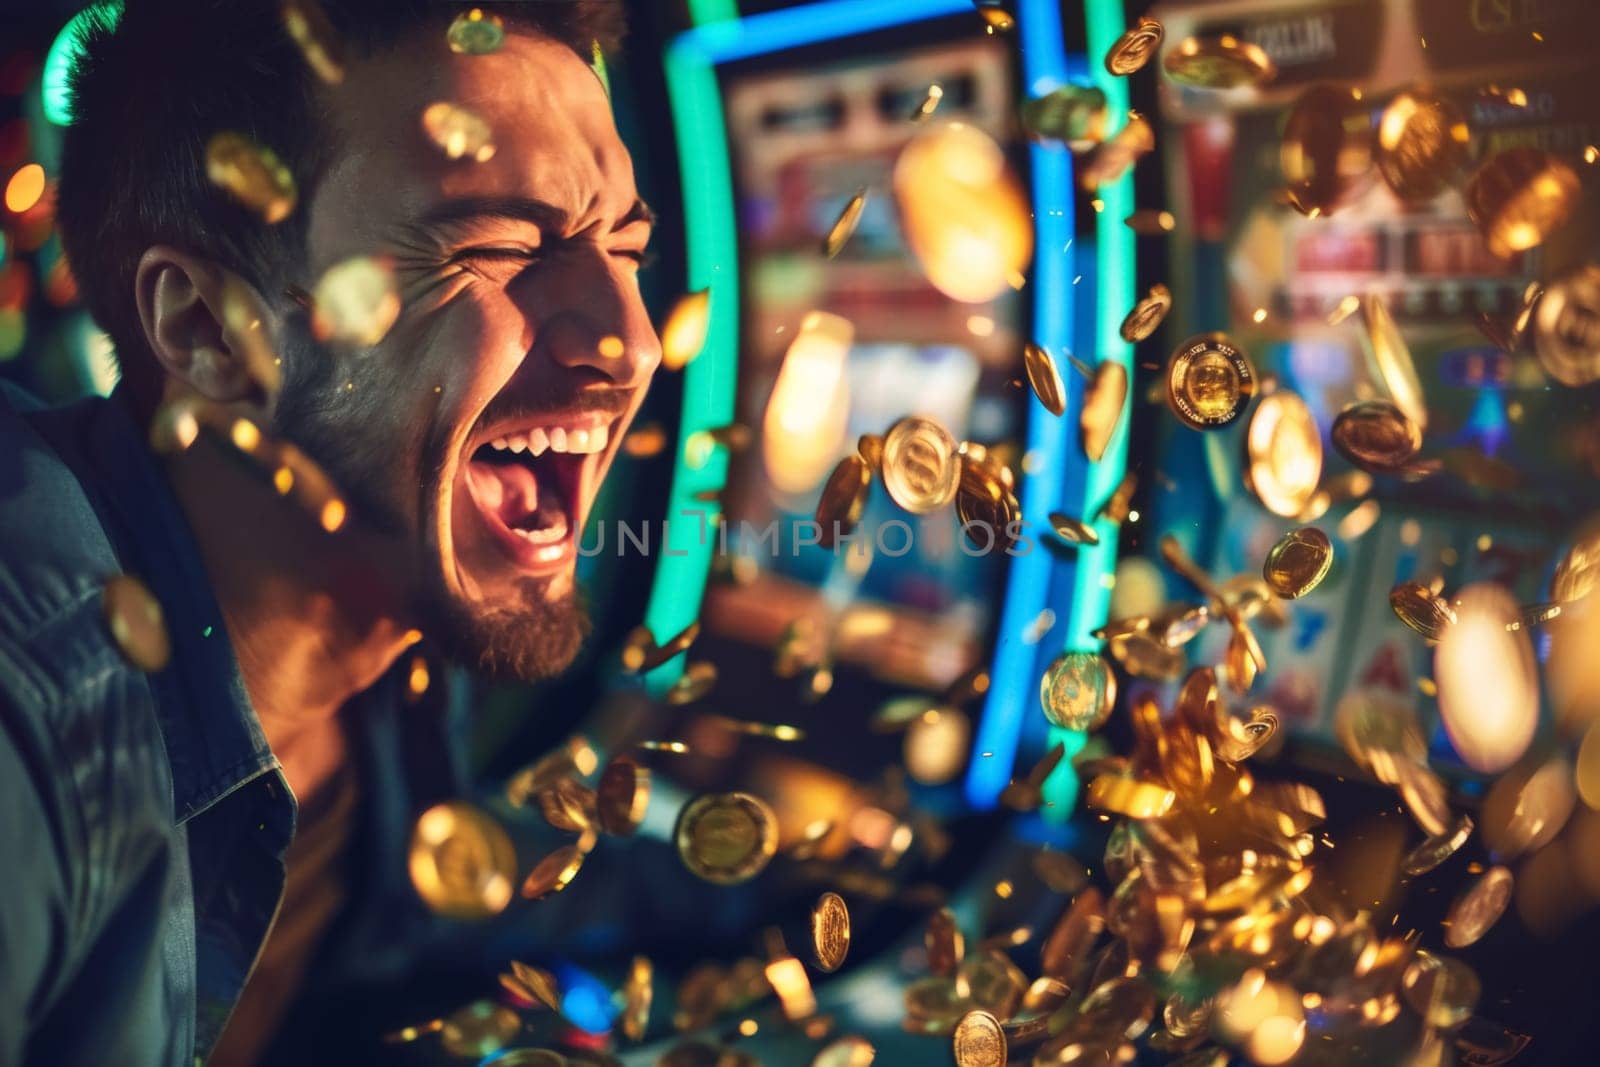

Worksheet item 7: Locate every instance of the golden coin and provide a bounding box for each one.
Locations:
[1361,293,1428,431]
[1281,84,1371,216]
[675,792,779,885]
[1040,651,1113,731]
[1244,391,1322,518]
[311,255,400,347]
[903,707,970,785]
[1531,263,1600,387]
[620,625,655,673]
[811,1036,874,1067]
[520,843,586,900]
[975,5,1014,32]
[420,101,497,162]
[1330,399,1421,473]
[489,1052,569,1067]
[447,7,505,54]
[439,1001,521,1058]
[1443,865,1513,948]
[1435,583,1538,774]
[1401,951,1480,1030]
[893,122,1032,303]
[913,84,944,123]
[1105,16,1164,76]
[1120,283,1173,343]
[1080,360,1128,463]
[958,949,1028,1022]
[1032,849,1090,894]
[816,455,872,547]
[856,433,885,470]
[661,289,711,371]
[1465,147,1581,258]
[597,757,651,836]
[1223,623,1264,693]
[1078,112,1155,190]
[1125,208,1176,234]
[1165,333,1255,430]
[281,0,344,83]
[1375,90,1469,203]
[1097,470,1138,525]
[1086,774,1176,819]
[1108,630,1185,680]
[642,620,702,672]
[1020,86,1109,150]
[1262,527,1333,600]
[506,960,563,1011]
[881,415,960,514]
[622,955,653,1042]
[811,891,851,973]
[1389,580,1456,640]
[205,131,296,223]
[1401,814,1474,877]
[666,661,718,705]
[1552,520,1600,604]
[1023,342,1067,417]
[101,574,171,672]
[702,714,804,742]
[1396,759,1453,837]
[823,189,868,259]
[408,801,516,919]
[1335,689,1426,783]
[951,1009,1005,1067]
[925,906,966,977]
[1162,34,1275,89]
[536,778,595,833]
[1048,512,1100,547]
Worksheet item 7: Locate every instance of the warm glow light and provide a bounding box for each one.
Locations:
[761,311,853,495]
[1436,583,1538,773]
[5,164,47,214]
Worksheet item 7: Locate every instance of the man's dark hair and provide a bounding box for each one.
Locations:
[56,0,628,416]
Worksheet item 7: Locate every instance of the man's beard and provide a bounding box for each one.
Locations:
[269,326,590,681]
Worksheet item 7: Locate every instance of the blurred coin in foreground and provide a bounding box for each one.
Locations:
[676,792,779,885]
[409,801,516,919]
[1163,35,1274,89]
[882,415,961,514]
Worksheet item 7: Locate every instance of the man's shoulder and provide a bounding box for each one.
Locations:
[0,384,132,711]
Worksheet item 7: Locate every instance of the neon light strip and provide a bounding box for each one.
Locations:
[1039,0,1137,816]
[965,0,1076,809]
[647,0,976,691]
[686,0,740,26]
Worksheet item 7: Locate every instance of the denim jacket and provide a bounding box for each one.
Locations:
[0,385,460,1065]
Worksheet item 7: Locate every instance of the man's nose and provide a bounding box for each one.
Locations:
[524,247,661,388]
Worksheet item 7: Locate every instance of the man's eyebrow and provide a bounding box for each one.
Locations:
[414,195,655,234]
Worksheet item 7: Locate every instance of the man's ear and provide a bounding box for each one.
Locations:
[134,246,281,408]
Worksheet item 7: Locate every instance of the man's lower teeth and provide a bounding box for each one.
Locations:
[515,519,568,545]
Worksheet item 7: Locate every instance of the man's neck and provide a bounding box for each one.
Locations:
[165,436,418,758]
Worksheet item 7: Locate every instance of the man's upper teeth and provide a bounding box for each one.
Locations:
[488,424,608,455]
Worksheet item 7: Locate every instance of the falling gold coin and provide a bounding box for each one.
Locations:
[893,122,1033,303]
[1165,333,1255,430]
[1390,580,1456,640]
[281,0,344,83]
[1330,399,1421,473]
[1244,391,1322,518]
[1080,360,1127,464]
[1162,34,1275,89]
[1435,583,1538,774]
[1443,865,1513,948]
[101,574,171,672]
[1086,774,1176,819]
[952,1009,1006,1067]
[1401,814,1474,877]
[913,84,944,122]
[1079,112,1155,190]
[1040,652,1113,731]
[925,906,965,976]
[974,5,1014,32]
[420,101,497,162]
[1048,513,1100,547]
[1401,951,1481,1030]
[666,661,718,705]
[1464,147,1581,259]
[447,7,505,54]
[881,415,960,514]
[856,433,885,470]
[1375,90,1469,203]
[439,1001,521,1058]
[675,792,779,885]
[1263,527,1333,600]
[1531,263,1600,387]
[1022,342,1067,417]
[1125,208,1176,235]
[310,255,401,347]
[1361,294,1428,432]
[508,960,563,1011]
[1120,283,1173,343]
[622,955,653,1041]
[823,190,868,259]
[811,891,851,973]
[816,455,872,548]
[1105,16,1164,76]
[1552,521,1600,604]
[597,757,651,836]
[409,801,516,919]
[642,620,702,672]
[1281,84,1371,216]
[206,131,296,223]
[520,843,586,900]
[661,289,711,371]
[1020,85,1109,150]
[812,1036,874,1067]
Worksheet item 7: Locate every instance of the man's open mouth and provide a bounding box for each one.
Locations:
[462,415,614,574]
